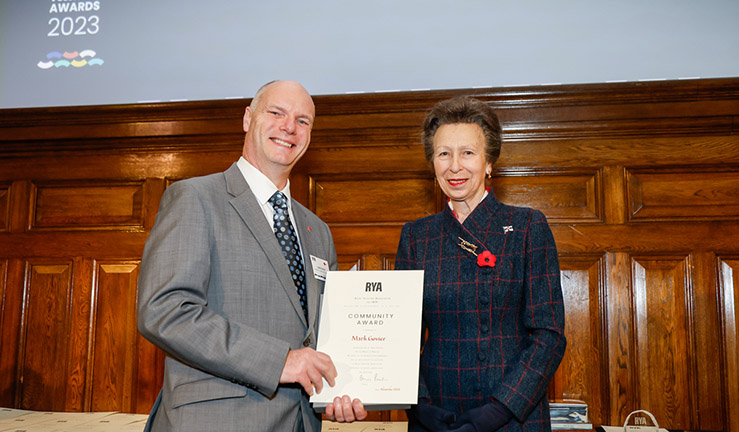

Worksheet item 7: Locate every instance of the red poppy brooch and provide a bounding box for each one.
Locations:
[477,251,496,268]
[458,237,496,268]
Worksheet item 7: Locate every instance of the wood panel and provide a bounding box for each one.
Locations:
[0,78,738,431]
[719,258,739,432]
[628,167,739,221]
[632,256,693,429]
[605,252,636,424]
[493,169,603,223]
[0,261,7,393]
[692,251,726,430]
[0,184,8,232]
[19,261,73,411]
[0,259,23,407]
[89,262,140,412]
[311,175,437,224]
[31,181,145,230]
[551,255,606,425]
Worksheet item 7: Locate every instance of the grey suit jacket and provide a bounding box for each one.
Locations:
[138,163,338,432]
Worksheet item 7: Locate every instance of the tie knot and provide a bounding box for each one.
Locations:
[269,191,288,211]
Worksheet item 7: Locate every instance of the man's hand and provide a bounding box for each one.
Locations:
[324,395,367,422]
[279,348,337,395]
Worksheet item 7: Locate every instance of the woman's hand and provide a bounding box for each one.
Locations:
[449,400,512,432]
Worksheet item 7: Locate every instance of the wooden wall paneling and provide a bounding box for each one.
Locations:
[0,184,8,232]
[308,167,440,257]
[88,261,140,412]
[18,260,74,411]
[551,255,607,425]
[602,165,627,225]
[550,222,739,255]
[328,222,416,263]
[498,136,739,169]
[719,257,739,432]
[0,258,9,406]
[606,252,636,424]
[631,255,693,429]
[134,328,164,414]
[336,254,396,272]
[0,150,240,186]
[357,254,384,271]
[64,257,94,411]
[492,168,603,224]
[2,231,151,261]
[689,252,727,431]
[309,173,437,225]
[0,259,23,407]
[8,180,31,233]
[295,145,431,188]
[337,255,363,271]
[29,180,146,231]
[627,167,739,222]
[0,259,6,324]
[142,178,167,231]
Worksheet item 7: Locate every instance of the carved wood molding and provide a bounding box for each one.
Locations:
[2,78,737,154]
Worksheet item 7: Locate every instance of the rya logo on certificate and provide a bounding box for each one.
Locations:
[365,281,382,292]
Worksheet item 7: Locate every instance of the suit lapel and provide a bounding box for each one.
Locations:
[292,206,322,331]
[224,164,308,328]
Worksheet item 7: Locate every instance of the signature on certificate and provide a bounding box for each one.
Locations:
[359,372,388,382]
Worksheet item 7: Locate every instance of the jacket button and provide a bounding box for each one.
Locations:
[481,325,489,333]
[480,295,489,305]
[303,339,311,347]
[478,351,487,361]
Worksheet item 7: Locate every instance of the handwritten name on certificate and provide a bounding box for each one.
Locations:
[310,270,424,410]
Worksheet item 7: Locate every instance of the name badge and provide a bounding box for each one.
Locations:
[310,255,329,281]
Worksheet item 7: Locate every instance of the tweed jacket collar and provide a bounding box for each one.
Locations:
[441,191,503,246]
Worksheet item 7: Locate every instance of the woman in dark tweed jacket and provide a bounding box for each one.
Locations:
[395,97,567,432]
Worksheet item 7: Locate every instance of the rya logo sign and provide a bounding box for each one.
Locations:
[365,282,382,292]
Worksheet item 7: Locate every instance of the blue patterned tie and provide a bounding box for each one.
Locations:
[269,191,308,320]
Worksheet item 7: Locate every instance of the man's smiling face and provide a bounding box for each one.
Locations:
[242,80,315,188]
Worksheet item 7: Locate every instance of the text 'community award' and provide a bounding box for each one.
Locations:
[310,270,424,411]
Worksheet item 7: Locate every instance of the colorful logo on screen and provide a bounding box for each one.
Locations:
[37,50,104,69]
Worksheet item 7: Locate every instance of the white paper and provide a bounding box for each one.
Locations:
[310,270,424,409]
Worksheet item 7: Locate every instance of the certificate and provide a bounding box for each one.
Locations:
[310,270,424,411]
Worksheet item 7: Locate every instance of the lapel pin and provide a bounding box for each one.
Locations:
[458,237,478,255]
[477,251,497,268]
[503,225,513,234]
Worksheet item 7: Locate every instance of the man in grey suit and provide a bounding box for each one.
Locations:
[138,80,366,431]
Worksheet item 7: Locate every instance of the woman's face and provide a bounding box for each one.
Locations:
[432,123,492,207]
